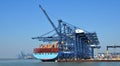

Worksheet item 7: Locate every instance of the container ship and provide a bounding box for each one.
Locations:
[33,42,58,62]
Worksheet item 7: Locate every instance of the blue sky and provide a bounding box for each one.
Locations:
[0,0,120,58]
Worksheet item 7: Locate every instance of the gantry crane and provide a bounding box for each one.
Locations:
[90,45,101,58]
[32,4,100,60]
[106,45,120,58]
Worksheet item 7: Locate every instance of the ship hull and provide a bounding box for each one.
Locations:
[33,53,58,62]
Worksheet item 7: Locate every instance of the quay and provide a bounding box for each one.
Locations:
[57,59,120,62]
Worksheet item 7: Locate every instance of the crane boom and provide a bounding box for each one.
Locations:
[39,4,60,35]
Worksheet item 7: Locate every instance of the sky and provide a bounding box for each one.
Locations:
[0,0,120,58]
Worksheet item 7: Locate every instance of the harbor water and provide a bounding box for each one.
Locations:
[0,59,120,66]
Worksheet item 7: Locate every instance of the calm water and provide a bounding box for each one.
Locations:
[0,59,120,66]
